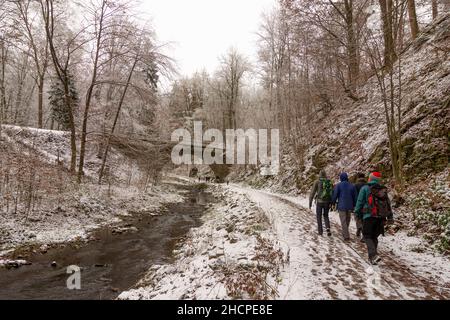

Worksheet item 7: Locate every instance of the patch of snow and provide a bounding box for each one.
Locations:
[119,184,285,300]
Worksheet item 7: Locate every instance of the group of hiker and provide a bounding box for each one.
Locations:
[309,170,394,265]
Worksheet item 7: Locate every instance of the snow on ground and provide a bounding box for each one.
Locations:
[227,184,387,299]
[0,178,185,258]
[119,180,450,300]
[255,187,450,288]
[1,125,71,167]
[2,123,449,299]
[0,259,30,269]
[0,124,146,182]
[239,15,450,212]
[0,124,186,258]
[228,183,450,299]
[119,184,286,300]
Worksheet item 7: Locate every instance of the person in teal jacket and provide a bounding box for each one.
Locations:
[355,172,393,265]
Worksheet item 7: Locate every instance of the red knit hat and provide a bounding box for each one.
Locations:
[369,172,382,181]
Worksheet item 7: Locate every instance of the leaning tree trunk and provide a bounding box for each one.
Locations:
[78,0,106,183]
[98,57,138,184]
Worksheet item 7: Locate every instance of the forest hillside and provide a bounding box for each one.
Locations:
[236,13,450,253]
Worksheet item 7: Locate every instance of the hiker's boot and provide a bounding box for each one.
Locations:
[327,229,332,237]
[369,256,379,265]
[373,255,381,264]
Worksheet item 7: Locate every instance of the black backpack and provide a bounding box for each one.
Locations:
[367,185,392,218]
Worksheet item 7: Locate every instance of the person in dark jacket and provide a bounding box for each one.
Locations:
[355,172,393,265]
[354,173,367,241]
[309,170,333,236]
[331,172,357,241]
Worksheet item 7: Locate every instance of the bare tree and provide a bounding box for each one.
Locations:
[364,28,404,190]
[257,10,289,134]
[379,0,402,69]
[328,0,360,95]
[407,0,420,40]
[78,0,134,183]
[98,51,138,184]
[98,27,174,183]
[431,0,438,19]
[216,48,250,130]
[12,0,49,128]
[39,0,86,173]
[10,50,35,125]
[286,0,371,99]
[0,0,9,138]
[0,34,6,139]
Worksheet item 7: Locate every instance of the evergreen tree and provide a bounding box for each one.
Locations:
[48,73,79,131]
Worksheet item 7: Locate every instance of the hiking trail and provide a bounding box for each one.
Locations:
[226,183,450,300]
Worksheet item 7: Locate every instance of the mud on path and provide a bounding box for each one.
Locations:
[0,182,212,300]
[227,184,450,300]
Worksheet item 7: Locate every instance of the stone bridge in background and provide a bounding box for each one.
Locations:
[177,141,230,181]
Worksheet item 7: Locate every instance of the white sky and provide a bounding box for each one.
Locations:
[139,0,276,79]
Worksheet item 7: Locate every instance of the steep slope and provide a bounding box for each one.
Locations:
[238,14,450,252]
[0,126,182,256]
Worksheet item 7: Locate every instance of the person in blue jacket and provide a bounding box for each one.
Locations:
[332,172,358,241]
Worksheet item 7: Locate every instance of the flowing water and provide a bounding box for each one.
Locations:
[0,183,211,300]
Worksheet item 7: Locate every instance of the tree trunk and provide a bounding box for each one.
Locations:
[41,0,77,173]
[98,83,113,158]
[431,0,438,19]
[62,76,77,173]
[98,57,138,184]
[0,38,5,138]
[407,0,420,40]
[37,79,44,128]
[345,0,359,95]
[379,0,397,69]
[78,0,107,183]
[14,67,25,124]
[367,39,404,190]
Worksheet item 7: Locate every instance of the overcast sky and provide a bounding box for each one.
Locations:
[139,0,276,79]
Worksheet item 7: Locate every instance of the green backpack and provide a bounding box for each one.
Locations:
[317,178,333,202]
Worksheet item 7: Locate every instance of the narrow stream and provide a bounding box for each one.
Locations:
[0,183,211,300]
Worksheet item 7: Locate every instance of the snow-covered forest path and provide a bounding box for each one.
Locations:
[226,184,450,300]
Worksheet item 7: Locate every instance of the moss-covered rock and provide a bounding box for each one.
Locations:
[311,148,328,170]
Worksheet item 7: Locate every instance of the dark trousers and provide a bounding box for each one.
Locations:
[316,203,331,235]
[363,217,384,259]
[356,217,363,237]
